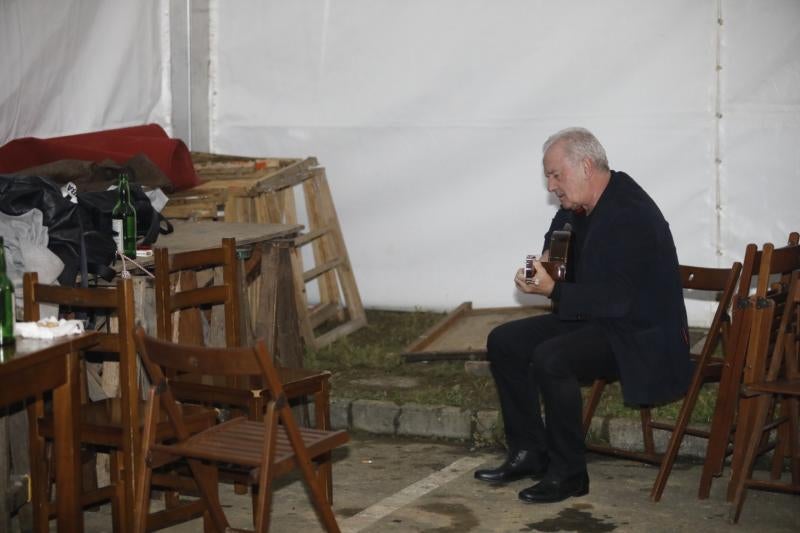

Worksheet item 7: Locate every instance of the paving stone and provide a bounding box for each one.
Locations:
[351,399,399,435]
[463,361,491,377]
[330,397,351,430]
[473,409,500,447]
[397,403,472,440]
[607,417,707,459]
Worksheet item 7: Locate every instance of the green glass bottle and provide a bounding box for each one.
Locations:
[111,168,137,258]
[0,236,15,346]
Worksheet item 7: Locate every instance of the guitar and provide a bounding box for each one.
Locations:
[524,224,572,283]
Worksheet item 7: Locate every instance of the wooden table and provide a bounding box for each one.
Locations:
[148,220,302,256]
[0,333,98,532]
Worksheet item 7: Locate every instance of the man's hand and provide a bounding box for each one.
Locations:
[515,260,555,297]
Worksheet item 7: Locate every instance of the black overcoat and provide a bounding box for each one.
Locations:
[544,171,692,406]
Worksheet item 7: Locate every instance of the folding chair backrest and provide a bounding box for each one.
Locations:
[134,327,288,436]
[154,237,240,348]
[679,262,742,358]
[22,272,140,492]
[22,272,137,396]
[744,270,800,385]
[736,233,800,305]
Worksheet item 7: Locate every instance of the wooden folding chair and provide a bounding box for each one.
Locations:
[153,237,334,498]
[133,327,349,533]
[699,234,800,498]
[580,262,741,500]
[728,270,800,521]
[23,273,216,532]
[24,273,139,532]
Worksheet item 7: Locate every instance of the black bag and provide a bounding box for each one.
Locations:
[78,181,173,248]
[0,171,172,285]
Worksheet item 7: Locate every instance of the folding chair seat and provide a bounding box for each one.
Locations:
[23,273,215,532]
[699,233,800,498]
[728,269,800,521]
[580,262,741,500]
[132,327,349,532]
[153,237,334,497]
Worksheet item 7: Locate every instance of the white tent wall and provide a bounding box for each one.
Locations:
[719,0,800,266]
[210,1,729,323]
[0,0,170,144]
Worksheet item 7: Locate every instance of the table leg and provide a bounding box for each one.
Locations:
[0,412,10,531]
[52,350,83,532]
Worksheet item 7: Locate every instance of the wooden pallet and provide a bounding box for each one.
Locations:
[401,302,549,362]
[163,153,366,349]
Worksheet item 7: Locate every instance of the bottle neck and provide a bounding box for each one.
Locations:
[118,175,132,204]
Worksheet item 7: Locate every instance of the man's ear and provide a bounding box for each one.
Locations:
[582,157,593,179]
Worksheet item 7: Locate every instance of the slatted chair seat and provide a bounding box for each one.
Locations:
[133,328,349,533]
[153,418,349,474]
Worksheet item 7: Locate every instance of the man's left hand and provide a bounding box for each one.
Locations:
[515,260,555,297]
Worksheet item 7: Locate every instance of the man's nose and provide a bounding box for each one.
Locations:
[546,176,556,192]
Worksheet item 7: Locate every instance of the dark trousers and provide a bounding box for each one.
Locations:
[487,313,619,478]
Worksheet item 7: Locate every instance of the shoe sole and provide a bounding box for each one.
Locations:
[474,470,547,484]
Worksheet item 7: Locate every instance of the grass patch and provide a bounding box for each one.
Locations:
[306,309,719,424]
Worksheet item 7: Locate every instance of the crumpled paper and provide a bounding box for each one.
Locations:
[14,317,85,339]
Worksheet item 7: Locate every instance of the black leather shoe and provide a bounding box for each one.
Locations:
[474,450,548,483]
[518,471,589,503]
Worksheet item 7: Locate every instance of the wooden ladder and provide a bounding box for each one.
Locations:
[218,157,367,349]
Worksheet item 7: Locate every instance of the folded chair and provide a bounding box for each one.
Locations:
[153,238,334,498]
[728,269,800,521]
[580,262,741,500]
[132,327,349,533]
[699,234,800,498]
[23,273,215,532]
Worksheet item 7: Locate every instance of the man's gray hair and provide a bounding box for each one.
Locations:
[543,127,609,171]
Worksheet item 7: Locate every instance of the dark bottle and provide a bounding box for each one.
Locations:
[0,237,15,346]
[111,168,137,258]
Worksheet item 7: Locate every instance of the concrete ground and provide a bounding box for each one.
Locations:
[75,433,798,533]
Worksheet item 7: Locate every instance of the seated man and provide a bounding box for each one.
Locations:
[474,127,692,503]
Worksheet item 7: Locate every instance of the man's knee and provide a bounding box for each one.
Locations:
[530,344,568,379]
[486,324,506,354]
[486,324,511,365]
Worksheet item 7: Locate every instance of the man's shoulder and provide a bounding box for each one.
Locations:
[608,171,663,217]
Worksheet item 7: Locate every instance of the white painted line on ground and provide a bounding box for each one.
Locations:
[340,454,492,533]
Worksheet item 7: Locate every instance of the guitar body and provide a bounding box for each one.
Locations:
[524,228,572,282]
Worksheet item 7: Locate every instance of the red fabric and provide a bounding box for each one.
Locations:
[0,124,199,191]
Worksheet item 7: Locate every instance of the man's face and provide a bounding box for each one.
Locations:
[543,141,587,210]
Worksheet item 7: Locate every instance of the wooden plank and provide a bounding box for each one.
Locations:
[404,302,473,354]
[294,227,330,247]
[304,174,340,312]
[153,221,302,257]
[312,318,369,349]
[401,304,550,362]
[303,258,343,283]
[314,170,366,325]
[249,157,320,194]
[308,302,341,329]
[289,242,316,348]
